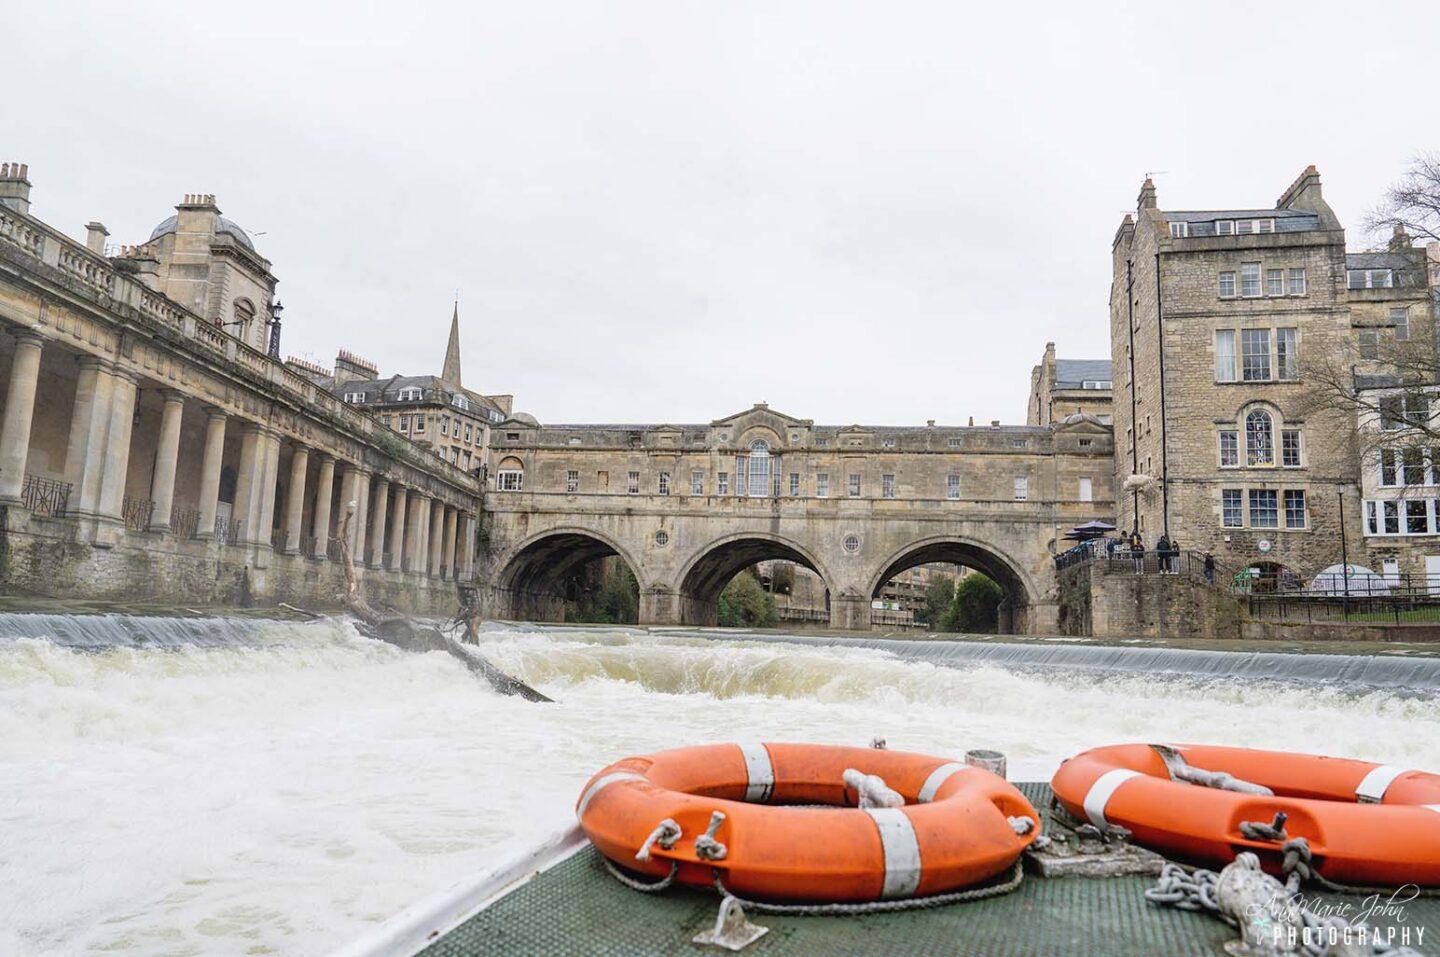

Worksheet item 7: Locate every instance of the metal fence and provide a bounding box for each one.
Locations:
[122,495,154,532]
[171,505,201,540]
[214,517,242,544]
[21,474,71,517]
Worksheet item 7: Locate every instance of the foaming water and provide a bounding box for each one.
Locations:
[1,617,1437,956]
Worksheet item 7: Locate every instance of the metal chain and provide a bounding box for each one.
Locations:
[709,858,1024,916]
[599,856,680,894]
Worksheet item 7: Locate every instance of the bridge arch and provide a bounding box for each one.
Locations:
[493,526,647,623]
[675,531,838,626]
[865,535,1038,634]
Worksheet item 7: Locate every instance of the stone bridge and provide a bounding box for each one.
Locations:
[477,404,1115,633]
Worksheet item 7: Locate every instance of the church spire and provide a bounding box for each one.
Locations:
[441,300,462,388]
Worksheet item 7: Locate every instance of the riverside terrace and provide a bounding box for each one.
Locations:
[0,165,479,613]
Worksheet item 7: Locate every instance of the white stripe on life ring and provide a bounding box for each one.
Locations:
[1426,805,1440,814]
[864,807,922,899]
[576,771,643,819]
[1356,765,1410,803]
[738,742,774,803]
[1083,769,1142,828]
[918,763,968,803]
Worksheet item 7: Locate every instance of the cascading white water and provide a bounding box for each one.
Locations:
[1,616,1437,956]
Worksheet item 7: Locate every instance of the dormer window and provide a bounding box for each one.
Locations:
[1216,220,1235,236]
[1234,219,1275,235]
[1348,269,1394,289]
[451,394,470,411]
[396,387,423,402]
[343,392,366,404]
[1169,222,1188,238]
[1081,380,1112,390]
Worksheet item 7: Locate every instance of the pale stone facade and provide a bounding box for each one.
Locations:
[479,403,1116,632]
[1028,342,1113,427]
[0,164,480,610]
[1110,166,1439,585]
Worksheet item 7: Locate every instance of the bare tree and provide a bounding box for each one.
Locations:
[1366,151,1440,246]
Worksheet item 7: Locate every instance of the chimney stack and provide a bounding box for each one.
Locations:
[85,221,109,254]
[0,162,32,215]
[1136,177,1157,210]
[1388,224,1413,251]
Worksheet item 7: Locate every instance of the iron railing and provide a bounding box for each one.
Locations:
[122,495,154,532]
[171,505,201,540]
[21,474,72,517]
[214,517,242,544]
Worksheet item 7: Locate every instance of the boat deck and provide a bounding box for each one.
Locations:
[417,784,1440,956]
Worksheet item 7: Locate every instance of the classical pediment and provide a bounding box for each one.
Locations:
[710,403,814,430]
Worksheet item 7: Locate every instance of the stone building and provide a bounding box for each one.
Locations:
[287,307,514,476]
[1109,166,1440,584]
[479,402,1115,632]
[1027,342,1113,426]
[0,164,480,611]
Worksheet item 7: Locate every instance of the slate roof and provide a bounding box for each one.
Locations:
[325,374,507,418]
[1162,208,1321,236]
[1346,251,1412,270]
[1053,359,1112,389]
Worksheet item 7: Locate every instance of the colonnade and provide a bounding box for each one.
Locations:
[0,330,479,581]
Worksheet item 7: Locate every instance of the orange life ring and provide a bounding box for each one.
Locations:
[1051,743,1440,887]
[576,742,1040,903]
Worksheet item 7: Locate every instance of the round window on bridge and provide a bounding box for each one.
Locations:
[654,530,669,547]
[843,534,861,554]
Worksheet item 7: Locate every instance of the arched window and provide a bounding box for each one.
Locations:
[1245,410,1273,466]
[496,456,524,491]
[748,440,772,497]
[232,299,256,344]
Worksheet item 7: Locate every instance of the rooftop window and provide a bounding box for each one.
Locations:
[342,391,366,404]
[1349,269,1394,290]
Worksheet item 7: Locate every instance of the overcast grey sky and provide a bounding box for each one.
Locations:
[7,2,1432,425]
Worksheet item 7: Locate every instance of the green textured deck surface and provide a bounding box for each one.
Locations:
[420,784,1440,956]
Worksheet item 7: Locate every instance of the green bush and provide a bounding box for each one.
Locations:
[919,575,956,627]
[570,563,639,623]
[717,572,779,628]
[941,574,1003,633]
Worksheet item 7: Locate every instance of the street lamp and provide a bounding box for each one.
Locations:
[267,299,284,358]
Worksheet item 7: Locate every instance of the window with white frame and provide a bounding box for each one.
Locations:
[1014,476,1029,501]
[1266,269,1285,297]
[881,474,896,499]
[691,470,704,495]
[1364,499,1439,537]
[1079,477,1093,502]
[658,471,670,496]
[1240,263,1262,297]
[1215,329,1237,381]
[343,391,367,404]
[718,471,730,495]
[1281,429,1301,468]
[1219,429,1239,467]
[1222,489,1243,527]
[566,469,579,493]
[413,416,426,433]
[627,471,640,494]
[947,437,963,448]
[440,416,450,436]
[1283,490,1307,529]
[1169,221,1189,238]
[882,437,896,448]
[497,469,524,491]
[1348,269,1394,289]
[1403,448,1426,485]
[1248,489,1279,527]
[1234,218,1275,235]
[747,440,772,498]
[848,473,862,497]
[452,394,469,411]
[946,473,960,500]
[1276,327,1298,380]
[816,472,830,497]
[1082,380,1112,389]
[1288,268,1307,295]
[1245,409,1274,466]
[398,415,410,433]
[397,387,423,402]
[1391,307,1410,341]
[1241,329,1271,380]
[789,472,800,496]
[1216,220,1236,236]
[1219,271,1237,298]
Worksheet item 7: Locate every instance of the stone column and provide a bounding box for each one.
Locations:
[255,431,281,548]
[387,485,408,571]
[428,500,445,578]
[353,470,371,563]
[369,478,390,569]
[0,332,44,503]
[442,506,458,580]
[148,390,185,531]
[64,357,115,516]
[283,446,309,554]
[311,454,335,560]
[195,408,227,539]
[229,423,263,544]
[95,371,138,523]
[461,513,476,579]
[405,493,426,573]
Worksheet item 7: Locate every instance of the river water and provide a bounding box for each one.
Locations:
[2,615,1437,956]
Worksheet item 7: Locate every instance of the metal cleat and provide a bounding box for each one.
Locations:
[693,895,768,951]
